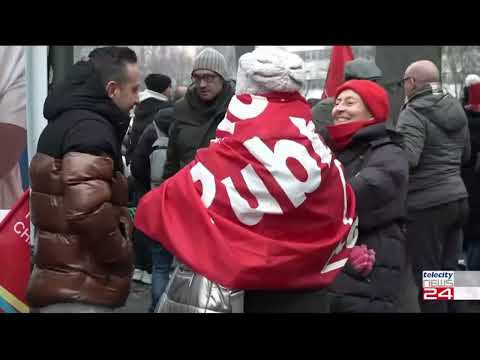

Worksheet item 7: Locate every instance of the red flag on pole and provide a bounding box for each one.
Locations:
[0,189,31,313]
[321,46,354,99]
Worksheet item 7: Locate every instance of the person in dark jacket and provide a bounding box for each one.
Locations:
[125,73,173,167]
[461,74,480,270]
[130,106,175,311]
[127,74,173,286]
[27,46,139,313]
[396,60,470,313]
[162,47,235,180]
[322,80,409,312]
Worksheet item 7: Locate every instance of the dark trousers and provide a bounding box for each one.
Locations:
[467,241,480,270]
[407,198,469,313]
[133,228,152,273]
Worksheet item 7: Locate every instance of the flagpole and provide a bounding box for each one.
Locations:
[25,46,48,249]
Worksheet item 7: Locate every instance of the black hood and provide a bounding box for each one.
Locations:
[153,105,175,135]
[134,97,170,121]
[407,86,467,133]
[43,60,131,141]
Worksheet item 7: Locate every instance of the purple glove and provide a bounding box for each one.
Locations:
[349,244,376,277]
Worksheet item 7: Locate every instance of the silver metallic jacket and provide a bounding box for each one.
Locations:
[156,264,244,313]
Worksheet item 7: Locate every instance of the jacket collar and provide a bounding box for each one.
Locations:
[140,89,169,103]
[406,82,444,104]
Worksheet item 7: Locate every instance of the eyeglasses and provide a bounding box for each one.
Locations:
[397,77,413,88]
[191,72,218,84]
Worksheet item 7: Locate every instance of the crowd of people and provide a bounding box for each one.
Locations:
[24,45,480,313]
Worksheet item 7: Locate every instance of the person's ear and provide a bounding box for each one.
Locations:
[106,80,119,99]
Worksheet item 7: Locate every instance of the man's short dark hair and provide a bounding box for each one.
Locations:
[88,46,137,87]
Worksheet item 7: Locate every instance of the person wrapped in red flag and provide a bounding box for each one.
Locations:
[135,46,358,295]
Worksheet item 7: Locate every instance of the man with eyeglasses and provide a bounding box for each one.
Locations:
[162,47,235,180]
[396,60,470,313]
[138,48,234,311]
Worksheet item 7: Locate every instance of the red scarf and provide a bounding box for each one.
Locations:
[135,92,357,290]
[326,118,384,152]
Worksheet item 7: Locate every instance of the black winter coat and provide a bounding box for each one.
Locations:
[462,110,480,242]
[126,97,172,165]
[324,123,409,312]
[130,106,174,198]
[244,123,409,313]
[162,81,235,180]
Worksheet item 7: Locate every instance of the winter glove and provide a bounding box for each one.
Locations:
[349,244,375,278]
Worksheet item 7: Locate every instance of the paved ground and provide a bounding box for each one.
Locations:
[115,281,152,313]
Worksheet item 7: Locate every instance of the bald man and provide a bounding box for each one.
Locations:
[396,60,470,313]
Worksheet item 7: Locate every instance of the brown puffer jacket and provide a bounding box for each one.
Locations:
[27,151,134,308]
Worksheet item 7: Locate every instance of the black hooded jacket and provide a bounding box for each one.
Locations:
[38,60,130,171]
[130,105,175,197]
[28,59,135,308]
[125,96,172,165]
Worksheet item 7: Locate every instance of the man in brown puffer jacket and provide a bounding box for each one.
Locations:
[27,47,140,313]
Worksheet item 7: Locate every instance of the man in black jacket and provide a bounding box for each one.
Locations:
[396,60,470,313]
[162,47,235,180]
[28,46,139,313]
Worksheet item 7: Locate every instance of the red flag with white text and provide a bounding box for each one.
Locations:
[321,46,354,99]
[0,189,31,313]
[135,92,357,290]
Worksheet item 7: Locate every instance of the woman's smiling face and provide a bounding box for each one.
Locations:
[332,89,372,124]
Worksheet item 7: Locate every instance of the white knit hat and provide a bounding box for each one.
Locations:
[465,74,480,87]
[192,47,228,80]
[235,46,306,95]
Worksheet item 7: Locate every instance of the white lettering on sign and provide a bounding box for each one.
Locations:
[13,211,30,243]
[222,164,283,226]
[243,137,321,208]
[190,162,216,208]
[217,117,236,135]
[334,159,354,226]
[289,116,332,166]
[227,95,269,120]
[320,217,359,274]
[190,114,355,230]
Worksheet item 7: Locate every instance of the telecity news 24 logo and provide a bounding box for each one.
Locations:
[423,271,454,300]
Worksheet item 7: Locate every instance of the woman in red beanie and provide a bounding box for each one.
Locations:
[324,80,411,312]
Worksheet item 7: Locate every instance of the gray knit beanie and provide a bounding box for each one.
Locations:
[192,47,228,80]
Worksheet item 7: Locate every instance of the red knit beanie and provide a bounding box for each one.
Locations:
[335,80,389,121]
